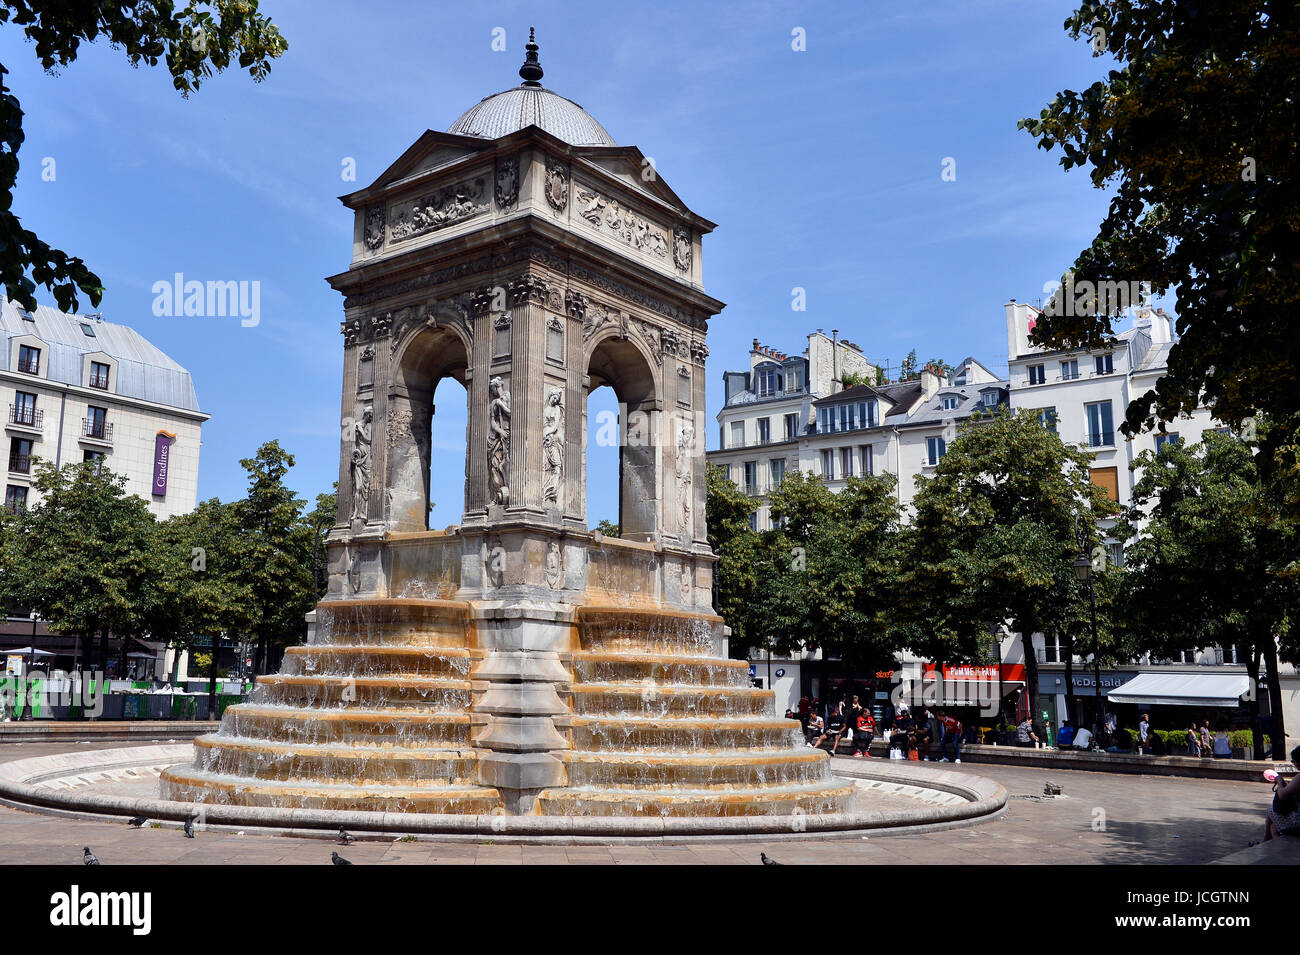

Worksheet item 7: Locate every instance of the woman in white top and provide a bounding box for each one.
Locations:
[1212,723,1232,758]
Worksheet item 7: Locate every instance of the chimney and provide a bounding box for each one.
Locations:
[921,367,945,401]
[752,338,760,351]
[1151,307,1173,344]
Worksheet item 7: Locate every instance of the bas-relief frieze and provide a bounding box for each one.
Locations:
[575,186,669,260]
[389,177,488,242]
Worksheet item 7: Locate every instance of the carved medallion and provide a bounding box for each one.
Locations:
[545,159,568,212]
[495,157,519,211]
[673,226,692,272]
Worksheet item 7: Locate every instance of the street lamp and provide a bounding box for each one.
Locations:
[20,610,37,722]
[1072,516,1104,746]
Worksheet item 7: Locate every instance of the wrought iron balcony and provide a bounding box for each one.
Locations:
[82,418,113,442]
[7,405,42,429]
[8,452,29,474]
[88,374,110,390]
[16,357,39,374]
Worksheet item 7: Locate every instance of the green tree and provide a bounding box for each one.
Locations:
[761,470,903,672]
[142,497,250,706]
[227,442,315,676]
[594,519,620,538]
[0,460,155,672]
[705,463,760,654]
[1120,431,1299,759]
[898,350,918,382]
[0,1,288,311]
[905,409,1114,724]
[1019,1,1300,443]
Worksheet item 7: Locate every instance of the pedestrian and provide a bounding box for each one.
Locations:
[1260,746,1300,843]
[1199,720,1214,758]
[1213,721,1232,758]
[796,695,811,735]
[1138,712,1151,754]
[1057,720,1076,750]
[852,709,876,758]
[939,709,962,763]
[1073,724,1094,751]
[1016,715,1039,748]
[804,710,824,746]
[1184,723,1200,757]
[811,705,847,755]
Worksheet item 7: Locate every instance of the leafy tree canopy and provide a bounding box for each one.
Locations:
[0,1,288,312]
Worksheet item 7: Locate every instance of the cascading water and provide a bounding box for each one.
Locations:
[160,599,853,817]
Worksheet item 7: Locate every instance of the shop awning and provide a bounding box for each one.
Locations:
[1106,672,1251,707]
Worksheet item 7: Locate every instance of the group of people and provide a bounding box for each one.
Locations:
[792,695,879,758]
[790,697,964,762]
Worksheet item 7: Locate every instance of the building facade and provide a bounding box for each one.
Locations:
[708,307,1297,744]
[0,299,207,519]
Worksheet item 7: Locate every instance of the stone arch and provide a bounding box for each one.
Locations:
[585,333,661,541]
[387,324,470,530]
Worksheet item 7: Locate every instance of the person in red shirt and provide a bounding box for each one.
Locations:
[938,709,963,763]
[852,710,876,757]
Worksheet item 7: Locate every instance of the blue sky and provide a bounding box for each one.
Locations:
[1,0,1121,524]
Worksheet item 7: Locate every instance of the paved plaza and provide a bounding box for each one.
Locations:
[0,742,1278,865]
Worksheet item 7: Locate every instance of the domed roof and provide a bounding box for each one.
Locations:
[448,86,616,146]
[447,28,616,147]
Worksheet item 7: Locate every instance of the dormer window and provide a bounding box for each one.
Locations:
[17,345,39,375]
[940,395,959,411]
[756,365,782,397]
[980,390,999,407]
[89,361,110,390]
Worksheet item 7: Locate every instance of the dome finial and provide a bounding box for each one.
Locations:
[519,26,544,86]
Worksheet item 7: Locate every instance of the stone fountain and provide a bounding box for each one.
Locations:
[161,33,853,819]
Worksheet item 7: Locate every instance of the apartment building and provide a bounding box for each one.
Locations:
[1,299,208,519]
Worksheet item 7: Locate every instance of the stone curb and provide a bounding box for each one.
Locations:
[946,743,1282,782]
[0,744,1007,842]
[0,721,218,743]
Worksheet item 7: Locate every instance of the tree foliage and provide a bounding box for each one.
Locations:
[0,1,288,312]
[1119,430,1299,757]
[1020,1,1300,441]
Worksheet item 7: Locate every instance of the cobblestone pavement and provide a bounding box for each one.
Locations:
[0,743,1275,864]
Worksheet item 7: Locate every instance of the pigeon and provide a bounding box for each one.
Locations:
[83,846,100,866]
[331,851,353,865]
[760,852,782,866]
[128,815,147,828]
[337,826,355,846]
[184,815,196,838]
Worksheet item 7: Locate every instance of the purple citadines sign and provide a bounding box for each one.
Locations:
[152,431,175,498]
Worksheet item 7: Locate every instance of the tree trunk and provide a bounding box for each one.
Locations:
[1022,628,1041,736]
[1263,636,1286,761]
[1245,649,1264,761]
[97,627,109,673]
[206,639,219,720]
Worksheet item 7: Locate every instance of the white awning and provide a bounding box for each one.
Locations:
[1107,672,1251,706]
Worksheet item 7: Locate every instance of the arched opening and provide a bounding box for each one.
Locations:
[586,383,621,533]
[389,326,469,531]
[585,336,659,541]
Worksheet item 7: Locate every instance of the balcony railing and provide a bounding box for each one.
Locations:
[8,452,29,474]
[88,374,110,390]
[17,358,39,374]
[743,483,758,496]
[82,418,113,442]
[7,405,42,429]
[1084,430,1115,448]
[4,497,24,515]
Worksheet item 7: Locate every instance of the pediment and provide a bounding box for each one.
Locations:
[342,131,490,207]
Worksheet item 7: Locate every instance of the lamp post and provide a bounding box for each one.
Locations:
[1072,516,1103,746]
[20,610,37,721]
